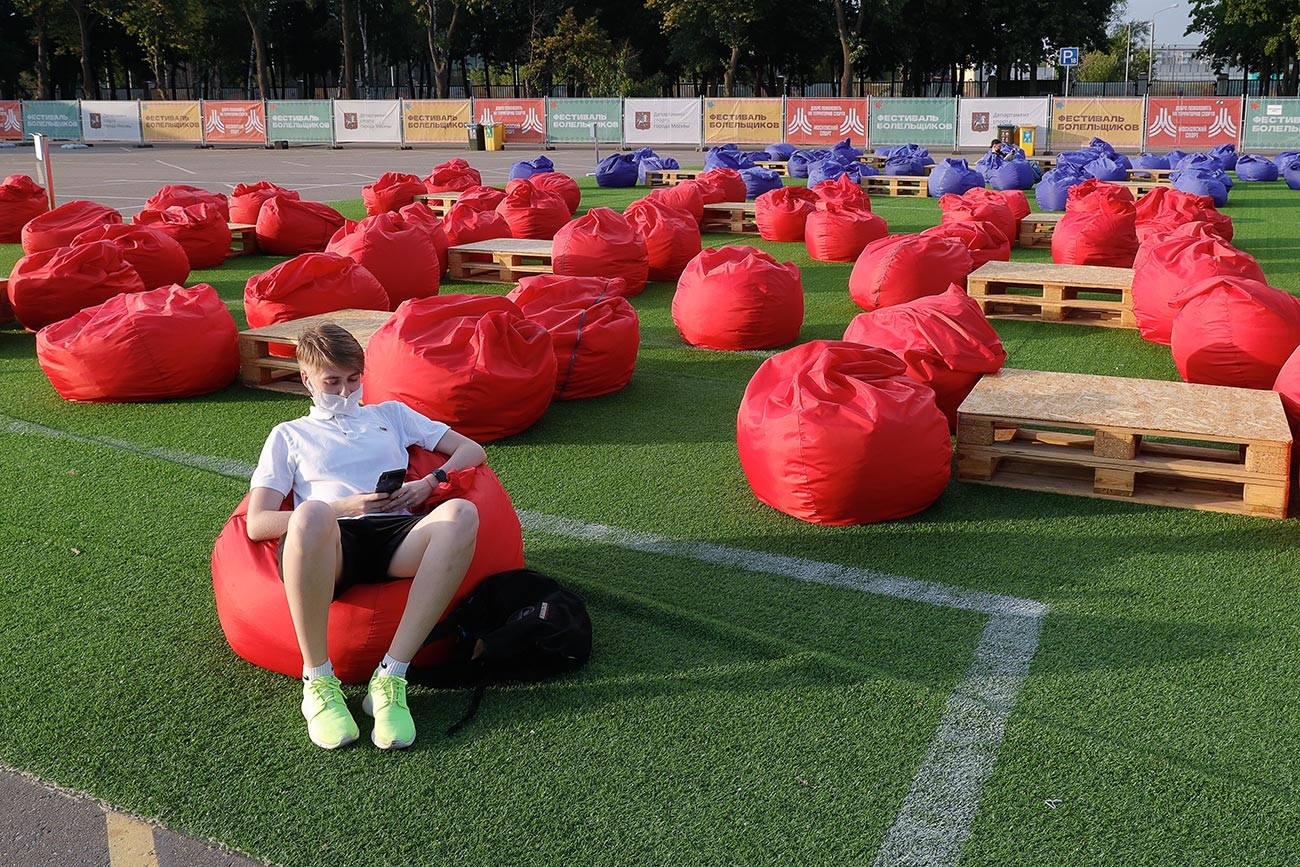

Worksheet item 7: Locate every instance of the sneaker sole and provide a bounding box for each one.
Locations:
[311,731,359,750]
[362,694,415,749]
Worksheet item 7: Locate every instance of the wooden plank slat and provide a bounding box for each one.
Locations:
[862,174,929,197]
[238,309,393,393]
[226,222,258,256]
[700,201,758,233]
[445,239,555,283]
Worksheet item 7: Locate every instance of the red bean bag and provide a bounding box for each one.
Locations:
[36,283,238,402]
[70,223,191,290]
[811,174,870,210]
[0,174,50,243]
[849,234,974,312]
[1131,234,1265,345]
[672,246,803,350]
[21,200,122,255]
[1273,347,1300,435]
[244,252,390,357]
[495,180,570,240]
[842,285,1006,429]
[940,188,1017,242]
[423,158,483,193]
[507,275,639,399]
[363,294,555,442]
[455,185,507,213]
[922,220,1011,269]
[736,340,951,525]
[528,172,581,214]
[645,182,705,224]
[255,197,347,256]
[143,185,229,221]
[211,457,524,684]
[326,211,441,307]
[1051,179,1138,267]
[550,207,650,295]
[755,187,819,242]
[1134,186,1232,243]
[805,202,888,262]
[1000,189,1031,225]
[361,172,426,216]
[1170,277,1300,389]
[133,204,231,269]
[442,202,513,247]
[8,241,145,331]
[229,181,299,225]
[623,198,702,282]
[395,203,451,277]
[696,168,746,203]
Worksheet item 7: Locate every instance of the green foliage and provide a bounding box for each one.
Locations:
[522,7,640,96]
[1076,20,1150,82]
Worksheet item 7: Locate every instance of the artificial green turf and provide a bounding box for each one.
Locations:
[2,177,1300,866]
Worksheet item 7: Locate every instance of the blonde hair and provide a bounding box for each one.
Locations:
[296,323,364,373]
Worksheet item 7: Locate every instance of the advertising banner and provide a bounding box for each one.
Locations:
[22,101,80,140]
[1049,98,1144,150]
[0,101,21,140]
[546,98,621,143]
[1145,97,1242,148]
[868,98,956,148]
[401,100,471,143]
[784,99,867,147]
[201,101,267,144]
[140,101,202,142]
[333,100,402,143]
[266,100,333,143]
[623,98,701,145]
[80,101,142,142]
[1240,98,1300,149]
[702,98,783,144]
[474,99,546,144]
[956,98,1049,149]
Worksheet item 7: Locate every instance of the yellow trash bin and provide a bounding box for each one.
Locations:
[484,122,506,151]
[1017,126,1036,156]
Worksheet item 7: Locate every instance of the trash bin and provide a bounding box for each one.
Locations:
[466,123,485,151]
[484,122,506,151]
[1016,125,1036,156]
[996,124,1016,145]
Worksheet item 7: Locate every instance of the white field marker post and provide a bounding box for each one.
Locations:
[32,132,55,209]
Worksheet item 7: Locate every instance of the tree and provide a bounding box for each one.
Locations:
[522,7,638,96]
[237,0,273,99]
[647,0,768,95]
[1076,20,1149,83]
[1190,0,1300,93]
[103,0,206,96]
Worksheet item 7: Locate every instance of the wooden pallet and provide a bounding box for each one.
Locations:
[445,238,555,283]
[238,309,392,393]
[1126,167,1173,181]
[1113,179,1170,197]
[0,278,10,322]
[856,154,887,169]
[227,222,259,256]
[413,191,462,216]
[966,261,1135,328]
[753,160,789,176]
[955,368,1292,519]
[1017,212,1063,247]
[862,174,929,197]
[644,169,700,188]
[700,201,758,233]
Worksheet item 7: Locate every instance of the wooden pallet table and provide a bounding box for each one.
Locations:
[238,309,392,393]
[700,201,758,233]
[955,368,1292,519]
[0,278,10,321]
[1126,167,1173,181]
[753,160,789,176]
[413,191,462,216]
[856,154,887,169]
[862,174,929,197]
[966,261,1135,328]
[644,169,700,188]
[1113,179,1170,197]
[227,222,258,256]
[445,238,555,283]
[1017,212,1064,247]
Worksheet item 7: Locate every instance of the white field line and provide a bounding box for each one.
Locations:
[154,160,196,175]
[2,412,1048,866]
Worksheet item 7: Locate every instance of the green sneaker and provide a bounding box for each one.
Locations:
[300,675,359,750]
[362,672,416,750]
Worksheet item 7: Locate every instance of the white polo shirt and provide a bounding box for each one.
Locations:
[251,400,450,516]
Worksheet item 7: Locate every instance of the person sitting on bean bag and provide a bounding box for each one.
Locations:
[246,323,486,751]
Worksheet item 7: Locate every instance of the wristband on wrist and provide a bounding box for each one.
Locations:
[428,468,449,486]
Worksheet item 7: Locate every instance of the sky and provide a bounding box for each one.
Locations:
[1121,0,1201,46]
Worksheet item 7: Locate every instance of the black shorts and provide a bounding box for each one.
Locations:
[277,513,425,597]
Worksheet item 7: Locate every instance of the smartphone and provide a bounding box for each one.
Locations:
[375,468,408,495]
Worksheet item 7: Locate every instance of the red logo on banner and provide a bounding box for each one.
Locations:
[635,111,651,130]
[201,101,267,143]
[784,99,867,146]
[475,99,546,143]
[1145,98,1242,148]
[971,112,990,133]
[0,101,21,140]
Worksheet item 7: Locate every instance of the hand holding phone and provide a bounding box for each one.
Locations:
[375,468,408,495]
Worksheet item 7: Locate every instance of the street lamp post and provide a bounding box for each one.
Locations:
[1147,3,1180,93]
[1124,22,1132,91]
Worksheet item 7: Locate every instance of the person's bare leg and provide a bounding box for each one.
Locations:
[386,498,479,662]
[281,500,343,667]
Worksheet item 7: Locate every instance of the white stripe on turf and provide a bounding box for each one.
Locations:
[3,412,1048,867]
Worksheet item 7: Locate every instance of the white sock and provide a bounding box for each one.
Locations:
[377,654,409,680]
[302,660,334,682]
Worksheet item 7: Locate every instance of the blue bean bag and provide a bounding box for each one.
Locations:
[989,159,1037,191]
[874,146,894,157]
[1172,169,1229,207]
[1111,153,1133,170]
[630,147,658,163]
[1284,160,1300,190]
[1085,156,1128,182]
[1235,154,1279,182]
[1089,137,1118,158]
[1056,150,1097,169]
[889,144,934,166]
[742,151,770,165]
[704,147,755,172]
[1210,143,1238,171]
[807,159,864,188]
[928,159,984,197]
[1165,150,1191,168]
[830,137,864,161]
[741,167,783,200]
[1035,166,1087,211]
[638,155,680,185]
[595,153,639,188]
[765,143,796,161]
[884,156,926,176]
[1176,152,1224,175]
[1174,160,1234,189]
[790,149,830,179]
[1132,153,1170,170]
[1274,151,1300,171]
[508,156,554,181]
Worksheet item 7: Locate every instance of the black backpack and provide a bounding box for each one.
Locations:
[422,568,592,734]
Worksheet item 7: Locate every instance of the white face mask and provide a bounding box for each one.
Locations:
[307,383,364,417]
